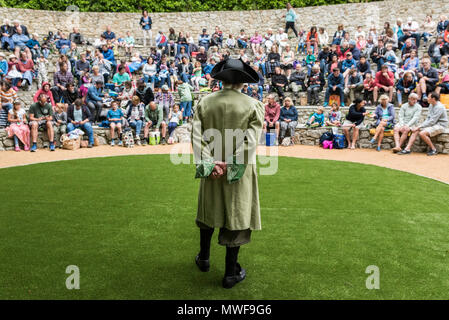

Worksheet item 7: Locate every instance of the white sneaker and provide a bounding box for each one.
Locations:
[110,140,115,146]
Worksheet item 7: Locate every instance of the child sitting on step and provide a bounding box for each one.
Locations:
[325,103,342,127]
[306,106,325,127]
[167,104,183,144]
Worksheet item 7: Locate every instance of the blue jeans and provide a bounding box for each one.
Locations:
[158,76,171,88]
[180,101,192,118]
[168,122,178,137]
[144,74,158,86]
[199,42,209,51]
[320,59,327,74]
[180,73,190,83]
[375,58,385,71]
[421,32,431,44]
[259,63,266,76]
[325,86,344,105]
[67,122,94,145]
[129,119,143,136]
[177,44,189,55]
[237,39,247,49]
[1,36,14,50]
[2,103,13,111]
[332,38,342,45]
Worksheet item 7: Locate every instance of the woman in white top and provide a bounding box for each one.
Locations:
[421,15,436,45]
[318,27,329,48]
[280,44,295,78]
[225,34,236,48]
[142,56,157,88]
[263,29,275,53]
[275,28,289,55]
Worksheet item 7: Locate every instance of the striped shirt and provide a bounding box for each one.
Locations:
[0,88,17,104]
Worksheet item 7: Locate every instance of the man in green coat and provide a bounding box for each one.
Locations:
[192,59,264,289]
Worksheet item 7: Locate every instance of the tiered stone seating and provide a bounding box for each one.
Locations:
[1,36,448,153]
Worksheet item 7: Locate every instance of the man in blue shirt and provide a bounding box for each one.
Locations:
[198,29,210,51]
[55,33,71,55]
[86,80,106,123]
[324,67,345,107]
[102,26,116,41]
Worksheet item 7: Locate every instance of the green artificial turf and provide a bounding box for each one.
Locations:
[0,154,448,300]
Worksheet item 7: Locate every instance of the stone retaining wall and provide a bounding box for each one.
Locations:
[1,0,448,39]
[293,127,449,153]
[2,117,449,153]
[0,124,192,151]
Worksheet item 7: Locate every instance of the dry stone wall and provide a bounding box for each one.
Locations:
[1,0,449,40]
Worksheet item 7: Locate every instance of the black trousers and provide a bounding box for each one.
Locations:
[271,85,285,101]
[285,21,298,37]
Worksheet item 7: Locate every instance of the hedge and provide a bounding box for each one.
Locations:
[1,0,380,13]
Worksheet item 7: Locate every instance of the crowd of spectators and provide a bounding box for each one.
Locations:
[0,4,448,155]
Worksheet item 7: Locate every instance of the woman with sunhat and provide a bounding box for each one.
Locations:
[192,58,264,289]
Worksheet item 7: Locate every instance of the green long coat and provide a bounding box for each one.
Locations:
[193,88,264,231]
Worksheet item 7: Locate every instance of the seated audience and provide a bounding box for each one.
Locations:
[392,93,422,153]
[7,100,30,151]
[29,93,55,152]
[373,64,394,103]
[144,101,167,145]
[399,92,448,156]
[279,98,298,145]
[342,97,368,149]
[306,106,325,127]
[107,100,124,146]
[325,103,342,126]
[125,96,145,145]
[263,94,281,140]
[370,95,396,151]
[324,67,344,107]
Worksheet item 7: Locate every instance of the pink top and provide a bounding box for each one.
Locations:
[250,35,262,44]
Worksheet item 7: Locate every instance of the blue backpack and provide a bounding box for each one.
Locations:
[333,134,347,149]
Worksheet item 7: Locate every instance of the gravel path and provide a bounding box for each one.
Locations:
[1,144,448,184]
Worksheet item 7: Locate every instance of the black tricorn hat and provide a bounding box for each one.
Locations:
[210,58,259,84]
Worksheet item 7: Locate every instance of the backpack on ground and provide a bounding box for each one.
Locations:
[333,134,347,149]
[319,131,334,146]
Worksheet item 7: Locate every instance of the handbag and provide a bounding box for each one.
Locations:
[149,131,160,145]
[60,134,80,150]
[93,134,100,146]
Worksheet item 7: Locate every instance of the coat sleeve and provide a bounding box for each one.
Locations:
[192,99,215,179]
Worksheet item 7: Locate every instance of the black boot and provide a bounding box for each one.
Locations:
[222,246,246,289]
[196,228,214,272]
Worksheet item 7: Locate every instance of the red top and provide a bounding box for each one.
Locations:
[374,70,394,87]
[17,59,34,73]
[264,102,281,123]
[444,30,449,44]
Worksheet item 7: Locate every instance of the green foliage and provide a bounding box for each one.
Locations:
[2,0,379,12]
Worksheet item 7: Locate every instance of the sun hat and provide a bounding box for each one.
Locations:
[379,94,389,101]
[210,58,259,84]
